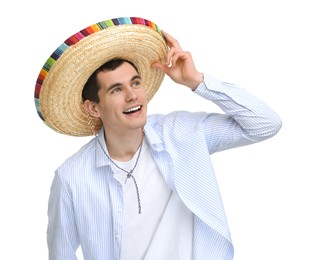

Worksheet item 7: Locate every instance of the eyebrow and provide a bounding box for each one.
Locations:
[106,75,142,93]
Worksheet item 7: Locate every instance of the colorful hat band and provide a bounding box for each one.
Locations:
[34,17,167,136]
[35,17,162,122]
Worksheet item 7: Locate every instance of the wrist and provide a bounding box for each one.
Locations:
[190,72,204,91]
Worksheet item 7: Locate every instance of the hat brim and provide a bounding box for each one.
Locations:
[34,17,167,136]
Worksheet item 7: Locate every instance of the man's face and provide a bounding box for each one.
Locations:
[93,61,148,134]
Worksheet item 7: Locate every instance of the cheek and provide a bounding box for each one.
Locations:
[97,100,115,118]
[139,88,148,101]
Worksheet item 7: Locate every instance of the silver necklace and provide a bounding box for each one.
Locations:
[97,132,144,214]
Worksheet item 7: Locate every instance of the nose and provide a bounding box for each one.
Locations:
[125,86,138,101]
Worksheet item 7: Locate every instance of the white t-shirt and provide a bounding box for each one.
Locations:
[113,139,193,260]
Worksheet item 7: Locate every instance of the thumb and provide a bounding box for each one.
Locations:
[151,61,163,70]
[151,62,168,73]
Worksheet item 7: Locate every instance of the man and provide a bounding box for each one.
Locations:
[34,17,282,259]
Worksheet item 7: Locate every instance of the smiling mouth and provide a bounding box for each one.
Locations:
[123,105,142,114]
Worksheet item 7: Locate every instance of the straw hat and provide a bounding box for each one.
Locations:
[34,17,168,136]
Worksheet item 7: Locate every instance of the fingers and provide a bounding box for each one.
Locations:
[160,30,183,68]
[167,49,189,68]
[151,30,182,71]
[161,30,182,50]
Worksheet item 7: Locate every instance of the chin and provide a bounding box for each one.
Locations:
[124,118,145,130]
[136,118,147,129]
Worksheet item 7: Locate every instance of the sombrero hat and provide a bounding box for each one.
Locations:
[34,17,167,136]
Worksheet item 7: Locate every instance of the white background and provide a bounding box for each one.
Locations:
[1,0,315,259]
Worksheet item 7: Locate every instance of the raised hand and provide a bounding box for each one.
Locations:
[152,31,204,90]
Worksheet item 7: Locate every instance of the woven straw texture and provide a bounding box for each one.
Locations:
[35,17,167,136]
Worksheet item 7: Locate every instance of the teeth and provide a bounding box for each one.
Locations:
[124,105,141,113]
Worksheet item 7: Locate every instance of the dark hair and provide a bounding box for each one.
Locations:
[82,59,139,103]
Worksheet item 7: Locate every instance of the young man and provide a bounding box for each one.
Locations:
[35,17,282,260]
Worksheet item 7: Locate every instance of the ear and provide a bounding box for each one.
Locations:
[83,100,100,118]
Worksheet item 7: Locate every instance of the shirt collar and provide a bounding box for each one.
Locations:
[144,124,164,152]
[95,128,111,168]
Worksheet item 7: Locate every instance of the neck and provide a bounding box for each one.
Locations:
[104,128,144,161]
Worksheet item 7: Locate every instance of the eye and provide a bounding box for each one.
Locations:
[111,87,121,93]
[132,80,142,88]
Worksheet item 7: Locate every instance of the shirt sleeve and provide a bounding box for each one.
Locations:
[47,172,79,260]
[193,74,282,153]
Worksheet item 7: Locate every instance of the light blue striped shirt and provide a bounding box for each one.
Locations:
[47,75,282,260]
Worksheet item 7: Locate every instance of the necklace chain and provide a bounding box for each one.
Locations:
[97,132,144,214]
